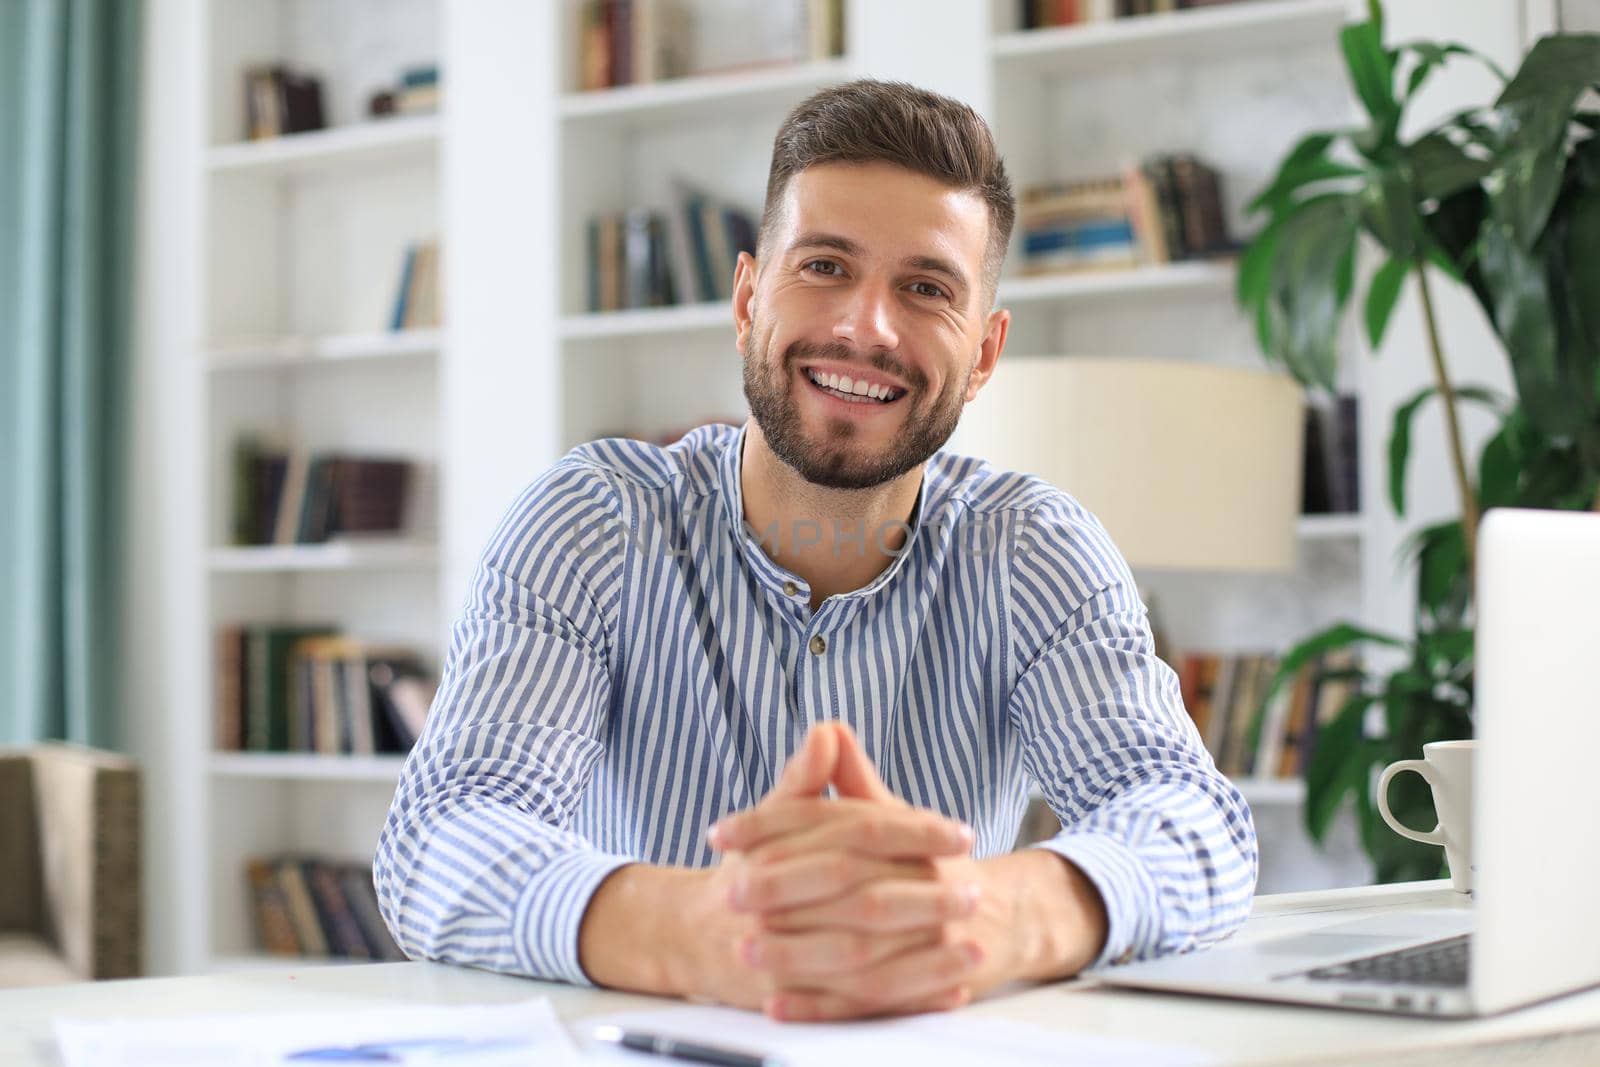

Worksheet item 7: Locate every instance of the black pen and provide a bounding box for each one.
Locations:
[592,1024,788,1067]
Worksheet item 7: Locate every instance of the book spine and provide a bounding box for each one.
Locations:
[390,244,417,331]
[215,626,243,751]
[306,860,372,959]
[246,858,302,954]
[246,628,270,752]
[275,858,330,955]
[338,866,407,961]
[581,1,612,91]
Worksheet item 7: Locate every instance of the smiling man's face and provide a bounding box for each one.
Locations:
[735,161,1008,490]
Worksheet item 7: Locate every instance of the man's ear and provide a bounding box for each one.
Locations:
[963,306,1010,403]
[733,251,759,355]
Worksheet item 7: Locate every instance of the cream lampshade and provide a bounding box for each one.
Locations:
[956,356,1304,573]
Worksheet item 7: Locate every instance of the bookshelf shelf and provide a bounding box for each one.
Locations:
[559,263,1237,340]
[206,541,438,574]
[996,261,1235,306]
[205,114,440,179]
[560,301,728,340]
[209,753,408,783]
[559,58,850,129]
[206,329,444,372]
[991,0,1347,76]
[1297,513,1367,541]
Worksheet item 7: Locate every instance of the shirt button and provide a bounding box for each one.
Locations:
[782,581,799,596]
[809,635,827,655]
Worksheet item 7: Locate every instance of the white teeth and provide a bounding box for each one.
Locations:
[806,368,900,403]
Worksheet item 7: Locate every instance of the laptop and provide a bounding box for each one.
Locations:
[1098,507,1600,1017]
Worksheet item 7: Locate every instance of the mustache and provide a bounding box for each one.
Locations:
[782,340,926,392]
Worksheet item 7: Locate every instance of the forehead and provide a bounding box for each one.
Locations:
[780,162,989,264]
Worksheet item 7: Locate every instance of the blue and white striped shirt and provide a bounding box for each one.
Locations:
[375,422,1257,985]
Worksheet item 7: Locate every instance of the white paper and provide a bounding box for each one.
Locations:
[582,1005,1221,1067]
[54,996,580,1067]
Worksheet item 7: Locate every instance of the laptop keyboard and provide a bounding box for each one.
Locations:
[1297,934,1471,988]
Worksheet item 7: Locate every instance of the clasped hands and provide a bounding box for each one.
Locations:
[692,722,1016,1022]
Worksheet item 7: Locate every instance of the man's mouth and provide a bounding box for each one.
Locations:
[802,367,906,406]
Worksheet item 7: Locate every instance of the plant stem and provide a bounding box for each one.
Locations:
[1415,260,1480,576]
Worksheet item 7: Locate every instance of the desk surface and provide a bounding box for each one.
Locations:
[5,881,1600,1066]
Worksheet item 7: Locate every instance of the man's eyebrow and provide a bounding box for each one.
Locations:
[789,232,970,292]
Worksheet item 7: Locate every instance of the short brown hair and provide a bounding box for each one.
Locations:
[760,78,1015,304]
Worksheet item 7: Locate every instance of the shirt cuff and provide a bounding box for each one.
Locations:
[1032,829,1162,971]
[513,848,636,986]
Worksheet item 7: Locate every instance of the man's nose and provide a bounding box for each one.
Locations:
[832,278,900,353]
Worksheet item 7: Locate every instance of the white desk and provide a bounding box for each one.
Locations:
[5,881,1600,1066]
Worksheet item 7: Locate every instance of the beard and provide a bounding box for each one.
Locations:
[741,314,970,490]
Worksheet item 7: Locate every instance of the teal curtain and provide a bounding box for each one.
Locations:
[0,0,142,746]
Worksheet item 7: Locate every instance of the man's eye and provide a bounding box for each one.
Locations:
[804,261,840,276]
[911,282,947,299]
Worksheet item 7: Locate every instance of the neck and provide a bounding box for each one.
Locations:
[738,419,923,610]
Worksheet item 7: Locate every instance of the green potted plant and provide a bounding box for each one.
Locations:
[1237,0,1600,882]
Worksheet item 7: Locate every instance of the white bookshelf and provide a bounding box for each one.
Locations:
[979,0,1378,894]
[183,0,449,976]
[171,0,1399,976]
[145,0,1534,977]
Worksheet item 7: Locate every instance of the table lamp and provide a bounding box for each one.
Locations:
[955,356,1305,658]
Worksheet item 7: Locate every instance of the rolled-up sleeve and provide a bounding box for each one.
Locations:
[1005,499,1258,969]
[373,460,632,985]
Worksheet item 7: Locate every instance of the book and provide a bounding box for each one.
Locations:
[243,66,325,140]
[806,0,846,59]
[401,240,441,329]
[246,858,302,955]
[389,244,417,331]
[368,655,436,750]
[337,865,407,961]
[274,858,330,956]
[1017,155,1230,276]
[1302,396,1361,515]
[306,861,373,959]
[215,626,245,751]
[229,443,417,547]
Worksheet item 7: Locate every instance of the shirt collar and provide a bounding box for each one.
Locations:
[716,422,935,601]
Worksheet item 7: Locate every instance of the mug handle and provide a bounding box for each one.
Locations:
[1377,760,1446,846]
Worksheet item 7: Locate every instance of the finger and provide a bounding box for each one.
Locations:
[731,853,931,913]
[740,925,938,979]
[806,940,984,1011]
[765,983,971,1023]
[828,722,898,804]
[768,724,840,801]
[712,799,972,856]
[746,810,975,863]
[760,880,980,934]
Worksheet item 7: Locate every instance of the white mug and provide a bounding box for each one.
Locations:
[1377,739,1476,893]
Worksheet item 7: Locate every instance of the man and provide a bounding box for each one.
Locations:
[375,79,1256,1022]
